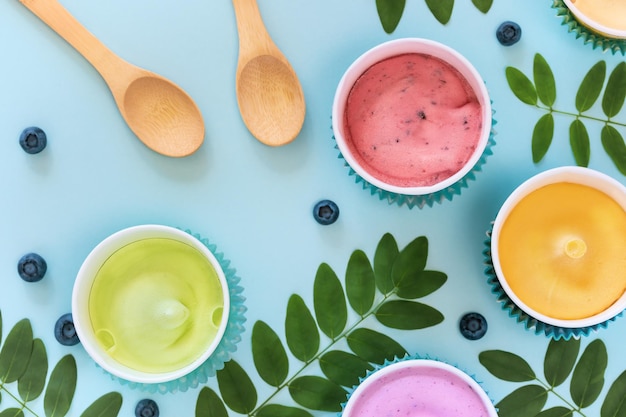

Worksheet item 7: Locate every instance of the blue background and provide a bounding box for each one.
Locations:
[1,0,625,415]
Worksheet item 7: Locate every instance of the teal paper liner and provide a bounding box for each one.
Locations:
[552,0,626,55]
[338,354,497,416]
[332,108,497,209]
[483,223,621,340]
[98,228,247,394]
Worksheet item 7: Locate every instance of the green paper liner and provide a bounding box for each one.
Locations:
[97,228,246,393]
[483,223,621,340]
[332,108,496,209]
[552,0,626,55]
[339,354,497,417]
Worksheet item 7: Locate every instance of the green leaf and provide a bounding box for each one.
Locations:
[496,385,548,417]
[196,387,228,417]
[396,270,447,299]
[424,0,454,24]
[506,67,538,105]
[536,406,573,417]
[570,119,591,167]
[576,61,606,112]
[18,338,48,402]
[79,392,122,417]
[345,250,376,315]
[471,0,493,13]
[544,338,580,388]
[44,355,77,417]
[479,350,536,382]
[251,321,289,387]
[376,0,405,34]
[257,404,313,417]
[373,233,399,294]
[319,350,374,387]
[391,236,428,289]
[0,319,33,383]
[288,376,347,412]
[375,300,444,330]
[285,295,320,362]
[216,360,257,414]
[314,263,347,338]
[602,124,626,175]
[602,62,626,117]
[346,328,407,364]
[601,370,626,417]
[570,339,607,408]
[534,54,557,107]
[0,409,24,417]
[532,113,554,163]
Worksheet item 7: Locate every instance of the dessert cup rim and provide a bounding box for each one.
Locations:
[562,0,626,39]
[491,166,626,328]
[342,358,498,417]
[72,224,231,384]
[331,37,492,196]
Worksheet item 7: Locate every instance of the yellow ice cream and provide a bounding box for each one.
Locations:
[498,182,626,320]
[569,0,626,32]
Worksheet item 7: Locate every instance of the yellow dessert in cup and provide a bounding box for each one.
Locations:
[491,166,626,329]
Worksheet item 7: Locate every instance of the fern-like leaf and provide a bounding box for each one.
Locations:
[345,250,376,316]
[43,355,77,417]
[425,0,454,24]
[496,385,548,417]
[576,61,606,113]
[570,340,607,408]
[196,387,228,417]
[216,360,257,414]
[285,295,320,362]
[376,0,405,33]
[534,54,556,107]
[544,338,580,388]
[252,321,289,387]
[314,263,348,337]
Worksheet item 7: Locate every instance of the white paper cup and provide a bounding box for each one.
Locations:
[491,167,626,329]
[342,359,498,417]
[563,0,626,39]
[72,224,230,384]
[332,38,492,197]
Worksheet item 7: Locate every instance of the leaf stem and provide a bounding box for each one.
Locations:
[0,383,39,417]
[534,378,586,417]
[537,105,626,127]
[249,291,397,416]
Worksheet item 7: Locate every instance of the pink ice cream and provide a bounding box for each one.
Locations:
[345,362,493,417]
[343,53,483,188]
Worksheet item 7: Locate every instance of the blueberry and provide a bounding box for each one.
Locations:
[17,253,47,282]
[135,399,159,417]
[54,313,80,346]
[459,312,488,340]
[496,21,522,46]
[19,126,47,154]
[313,199,339,225]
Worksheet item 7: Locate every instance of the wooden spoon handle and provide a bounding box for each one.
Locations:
[19,0,130,89]
[232,0,281,65]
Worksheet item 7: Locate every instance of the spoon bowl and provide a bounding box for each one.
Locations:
[232,0,305,146]
[19,0,205,158]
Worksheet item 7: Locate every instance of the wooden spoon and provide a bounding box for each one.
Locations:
[232,0,305,146]
[19,0,205,158]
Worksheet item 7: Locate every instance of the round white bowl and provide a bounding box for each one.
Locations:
[72,224,230,384]
[332,37,492,196]
[491,166,626,329]
[342,359,498,417]
[563,0,626,39]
